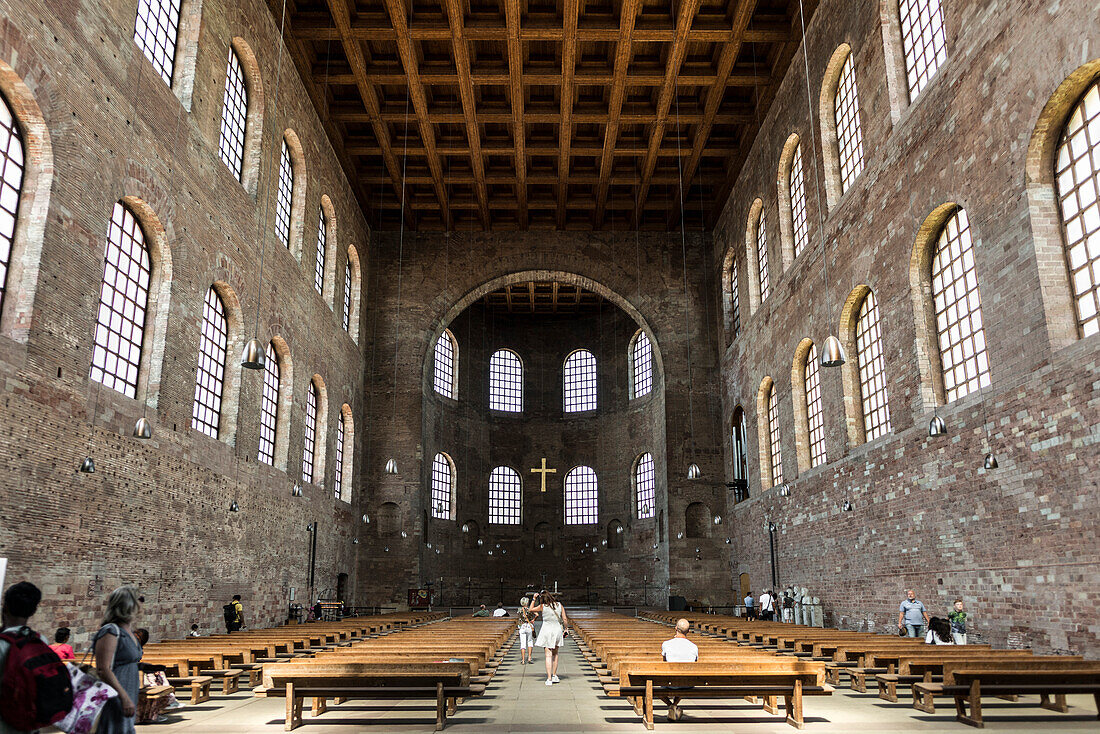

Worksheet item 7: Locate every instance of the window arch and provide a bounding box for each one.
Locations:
[275,139,294,247]
[564,349,597,412]
[191,287,229,438]
[489,466,521,525]
[756,209,771,303]
[767,382,783,485]
[489,349,523,411]
[564,466,598,525]
[792,339,827,470]
[345,244,362,341]
[777,133,809,267]
[258,342,281,465]
[90,202,153,399]
[820,44,864,207]
[218,47,248,182]
[722,245,741,340]
[1056,79,1100,337]
[898,0,947,101]
[333,409,345,500]
[755,377,782,490]
[313,206,327,296]
[0,91,25,319]
[634,452,655,519]
[744,198,766,313]
[434,329,458,399]
[342,255,352,331]
[431,452,455,519]
[629,329,653,398]
[335,404,354,503]
[133,0,182,86]
[731,406,748,501]
[841,286,892,444]
[302,380,319,483]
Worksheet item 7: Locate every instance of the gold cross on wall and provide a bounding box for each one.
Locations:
[530,458,557,492]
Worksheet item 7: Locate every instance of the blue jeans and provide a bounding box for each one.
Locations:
[906,623,925,638]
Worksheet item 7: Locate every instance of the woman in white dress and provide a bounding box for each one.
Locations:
[530,590,569,685]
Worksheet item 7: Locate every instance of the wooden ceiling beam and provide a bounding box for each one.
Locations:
[443,0,491,228]
[380,0,453,228]
[341,107,753,125]
[556,0,580,229]
[632,0,703,228]
[593,0,642,227]
[504,0,528,228]
[315,65,770,88]
[346,141,739,157]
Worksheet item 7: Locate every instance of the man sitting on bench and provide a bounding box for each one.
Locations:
[661,619,699,721]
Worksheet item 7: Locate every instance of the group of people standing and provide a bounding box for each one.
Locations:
[511,591,569,686]
[742,588,793,621]
[898,589,969,644]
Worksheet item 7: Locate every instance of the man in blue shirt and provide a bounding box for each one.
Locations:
[743,591,756,620]
[897,589,930,637]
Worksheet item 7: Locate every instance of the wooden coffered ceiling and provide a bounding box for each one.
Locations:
[481,281,607,313]
[270,0,817,231]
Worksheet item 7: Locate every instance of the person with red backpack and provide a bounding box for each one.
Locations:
[0,581,74,733]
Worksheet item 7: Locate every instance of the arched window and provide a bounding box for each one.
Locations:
[333,412,345,500]
[789,144,809,257]
[434,329,458,399]
[191,287,228,438]
[1055,80,1100,337]
[564,466,598,525]
[275,139,293,247]
[218,48,248,181]
[431,452,455,519]
[767,381,783,485]
[342,256,352,332]
[335,404,353,502]
[90,202,151,399]
[630,330,653,399]
[729,257,741,337]
[0,93,25,316]
[313,206,326,295]
[898,0,947,101]
[856,290,892,440]
[804,343,827,467]
[489,349,522,412]
[634,452,655,519]
[756,209,771,302]
[302,380,319,483]
[731,406,748,501]
[489,466,521,525]
[835,54,865,194]
[932,208,990,401]
[258,342,280,465]
[133,0,182,86]
[564,349,597,412]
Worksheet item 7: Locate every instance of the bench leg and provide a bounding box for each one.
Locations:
[643,680,654,730]
[955,680,984,728]
[1039,693,1068,713]
[285,683,301,731]
[311,696,326,717]
[785,681,804,730]
[851,672,866,693]
[763,695,779,715]
[436,682,446,731]
[825,668,839,686]
[447,697,457,715]
[879,679,897,703]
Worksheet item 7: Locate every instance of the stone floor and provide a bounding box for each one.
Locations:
[142,639,1098,733]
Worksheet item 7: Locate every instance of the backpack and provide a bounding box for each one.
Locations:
[223,604,236,624]
[0,626,74,729]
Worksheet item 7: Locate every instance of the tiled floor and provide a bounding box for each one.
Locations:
[145,639,1099,732]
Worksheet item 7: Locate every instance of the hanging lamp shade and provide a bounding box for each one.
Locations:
[352,538,359,545]
[686,463,702,480]
[928,414,947,437]
[79,456,96,474]
[292,481,302,497]
[842,500,853,512]
[779,483,792,497]
[241,338,267,370]
[361,513,370,524]
[229,500,240,512]
[384,458,398,475]
[820,335,847,367]
[133,417,152,439]
[983,452,999,469]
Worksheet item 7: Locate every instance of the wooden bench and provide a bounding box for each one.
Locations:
[139,683,174,710]
[165,675,213,704]
[869,650,1040,701]
[256,661,480,731]
[912,660,1100,727]
[618,661,832,730]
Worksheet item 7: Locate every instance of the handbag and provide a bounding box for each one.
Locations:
[53,662,118,734]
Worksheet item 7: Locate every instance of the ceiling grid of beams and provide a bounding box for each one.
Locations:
[275,0,816,230]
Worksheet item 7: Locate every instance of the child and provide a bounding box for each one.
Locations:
[948,599,968,645]
[188,623,201,637]
[50,627,75,660]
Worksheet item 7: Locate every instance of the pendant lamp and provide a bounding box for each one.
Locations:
[820,335,846,367]
[242,338,266,370]
[983,452,998,469]
[79,456,96,474]
[928,414,947,437]
[133,416,153,439]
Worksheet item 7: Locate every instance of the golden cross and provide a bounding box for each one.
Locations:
[530,457,557,492]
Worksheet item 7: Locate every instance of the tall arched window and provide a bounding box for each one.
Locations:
[258,342,280,465]
[564,349,597,412]
[767,382,783,485]
[856,290,892,440]
[932,208,990,401]
[789,144,809,258]
[489,349,522,411]
[835,54,865,193]
[634,452,655,519]
[630,330,653,399]
[731,406,748,501]
[275,140,293,247]
[431,452,455,519]
[313,207,326,295]
[333,413,344,500]
[804,343,827,467]
[133,0,182,86]
[336,405,353,503]
[0,93,25,316]
[1055,80,1100,337]
[756,210,771,302]
[434,329,458,399]
[898,0,947,101]
[302,380,319,483]
[489,466,521,524]
[218,48,248,181]
[729,258,740,338]
[342,256,352,332]
[191,287,229,438]
[564,466,598,525]
[90,203,151,399]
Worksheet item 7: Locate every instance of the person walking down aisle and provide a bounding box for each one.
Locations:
[93,585,144,734]
[518,598,536,664]
[530,590,569,685]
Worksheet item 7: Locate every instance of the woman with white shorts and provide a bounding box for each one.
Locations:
[517,597,536,664]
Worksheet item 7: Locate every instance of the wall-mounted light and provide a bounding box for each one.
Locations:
[384,458,398,474]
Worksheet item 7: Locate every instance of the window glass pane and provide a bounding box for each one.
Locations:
[314,208,326,295]
[564,466,598,525]
[631,330,653,398]
[275,140,293,247]
[342,256,352,331]
[434,330,456,399]
[489,349,522,411]
[767,384,783,485]
[635,453,655,519]
[856,290,892,440]
[564,349,597,412]
[133,0,181,86]
[334,416,345,500]
[730,258,740,338]
[899,0,947,100]
[805,343,827,467]
[790,144,809,257]
[218,49,248,181]
[431,453,454,519]
[835,54,865,193]
[191,288,228,438]
[757,211,770,302]
[302,382,318,483]
[0,94,24,315]
[489,466,521,524]
[258,343,279,465]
